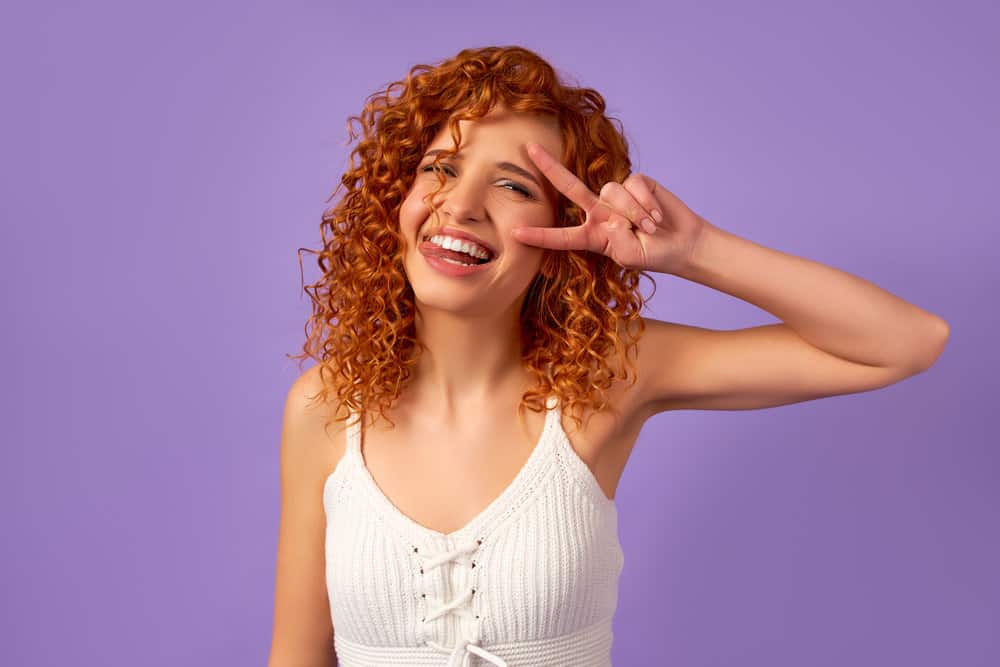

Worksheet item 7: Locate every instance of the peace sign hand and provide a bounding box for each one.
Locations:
[512,142,707,275]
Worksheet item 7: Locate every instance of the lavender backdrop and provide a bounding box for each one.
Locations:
[3,1,996,665]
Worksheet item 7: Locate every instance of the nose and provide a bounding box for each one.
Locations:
[431,174,486,224]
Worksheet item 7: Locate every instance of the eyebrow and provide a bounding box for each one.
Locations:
[422,149,543,190]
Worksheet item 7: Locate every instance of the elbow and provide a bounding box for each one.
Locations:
[909,316,951,373]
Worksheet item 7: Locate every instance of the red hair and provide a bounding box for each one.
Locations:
[291,45,656,431]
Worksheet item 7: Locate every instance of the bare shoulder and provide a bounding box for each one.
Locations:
[599,315,657,423]
[282,364,348,478]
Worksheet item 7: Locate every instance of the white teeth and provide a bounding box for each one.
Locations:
[427,234,492,260]
[440,257,476,266]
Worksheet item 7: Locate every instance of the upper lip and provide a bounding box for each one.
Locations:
[422,226,497,257]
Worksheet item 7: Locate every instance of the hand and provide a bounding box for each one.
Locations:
[512,142,707,275]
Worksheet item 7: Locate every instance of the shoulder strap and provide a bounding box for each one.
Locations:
[343,407,362,460]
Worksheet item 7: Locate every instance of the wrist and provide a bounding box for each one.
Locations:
[675,217,719,280]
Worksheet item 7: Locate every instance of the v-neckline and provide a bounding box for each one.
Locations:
[351,399,558,540]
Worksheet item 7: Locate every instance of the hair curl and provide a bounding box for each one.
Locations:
[290,45,656,433]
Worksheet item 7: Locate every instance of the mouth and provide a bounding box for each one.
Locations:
[419,233,497,266]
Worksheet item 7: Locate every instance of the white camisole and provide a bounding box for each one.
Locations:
[323,396,625,666]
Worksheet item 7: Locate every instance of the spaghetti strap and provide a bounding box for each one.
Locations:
[343,407,363,461]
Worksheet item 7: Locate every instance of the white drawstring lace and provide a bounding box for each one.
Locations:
[419,538,508,667]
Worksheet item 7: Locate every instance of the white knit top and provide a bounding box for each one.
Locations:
[323,395,625,666]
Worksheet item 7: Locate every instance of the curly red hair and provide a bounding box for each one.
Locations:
[291,45,656,432]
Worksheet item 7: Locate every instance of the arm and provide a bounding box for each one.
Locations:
[512,144,950,414]
[636,219,950,413]
[268,367,342,666]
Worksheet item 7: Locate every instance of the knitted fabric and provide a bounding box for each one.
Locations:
[323,396,624,666]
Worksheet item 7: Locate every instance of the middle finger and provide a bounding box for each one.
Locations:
[525,142,600,213]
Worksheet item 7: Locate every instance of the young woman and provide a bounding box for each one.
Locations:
[268,45,949,667]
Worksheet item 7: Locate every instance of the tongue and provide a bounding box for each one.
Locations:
[422,243,485,264]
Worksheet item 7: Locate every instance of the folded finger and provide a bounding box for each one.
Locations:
[622,175,662,224]
[602,213,642,262]
[600,181,656,230]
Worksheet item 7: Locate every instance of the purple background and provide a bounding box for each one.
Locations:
[3,1,997,665]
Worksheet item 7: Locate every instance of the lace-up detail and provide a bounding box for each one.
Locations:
[417,538,507,667]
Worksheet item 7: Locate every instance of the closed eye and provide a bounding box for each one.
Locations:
[420,164,535,200]
[500,180,533,199]
[421,164,455,176]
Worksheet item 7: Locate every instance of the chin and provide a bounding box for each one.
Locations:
[408,279,507,320]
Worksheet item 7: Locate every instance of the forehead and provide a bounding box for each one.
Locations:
[427,108,562,155]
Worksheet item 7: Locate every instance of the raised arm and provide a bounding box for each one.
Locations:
[512,143,950,414]
[633,219,949,413]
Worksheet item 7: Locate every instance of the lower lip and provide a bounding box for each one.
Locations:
[419,242,494,277]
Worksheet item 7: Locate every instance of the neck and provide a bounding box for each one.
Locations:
[409,301,528,419]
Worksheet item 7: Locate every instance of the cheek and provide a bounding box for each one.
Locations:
[397,194,425,235]
[499,243,546,279]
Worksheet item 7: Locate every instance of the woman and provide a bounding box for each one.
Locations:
[268,45,949,666]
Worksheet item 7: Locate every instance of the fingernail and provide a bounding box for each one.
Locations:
[640,218,656,234]
[651,209,663,223]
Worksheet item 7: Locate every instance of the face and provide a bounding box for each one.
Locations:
[397,106,564,319]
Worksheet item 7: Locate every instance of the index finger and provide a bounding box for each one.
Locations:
[525,142,599,212]
[512,223,591,251]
